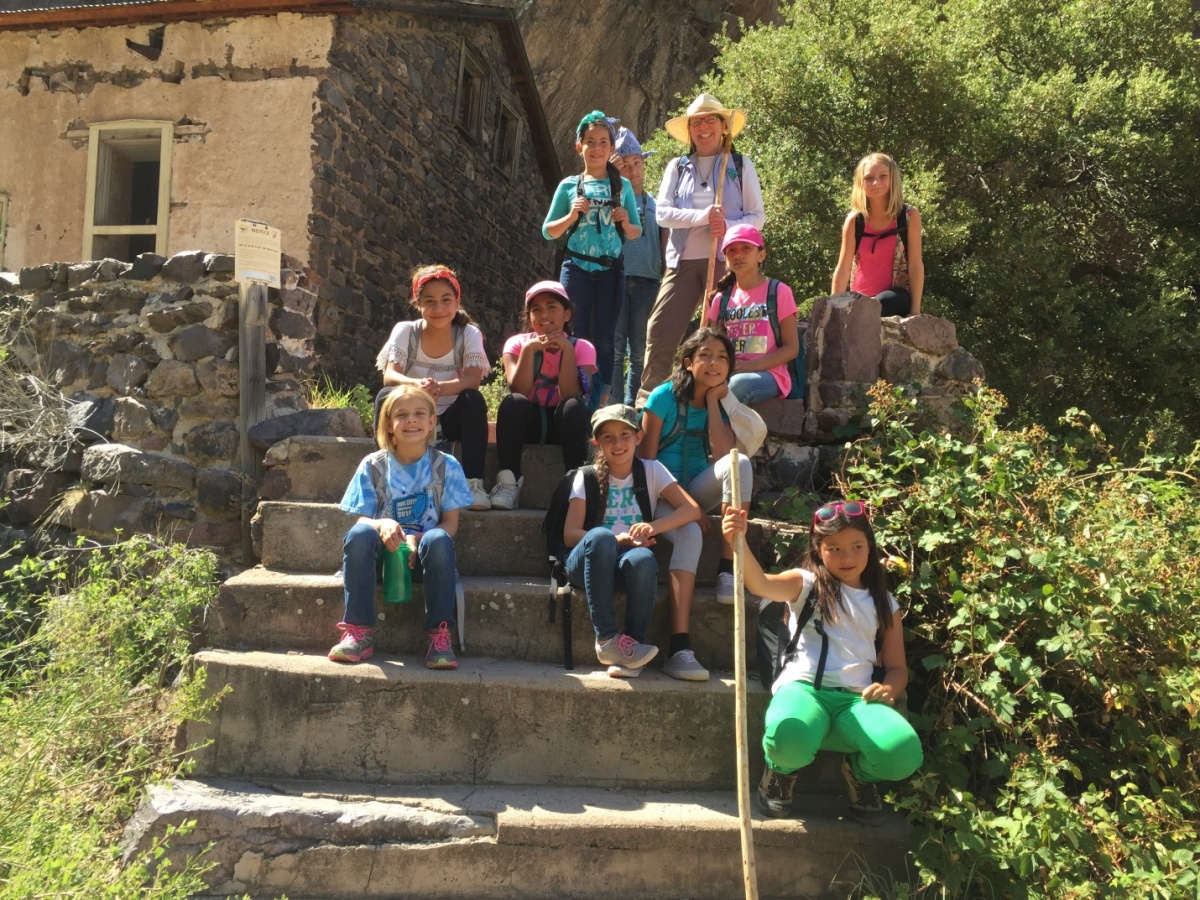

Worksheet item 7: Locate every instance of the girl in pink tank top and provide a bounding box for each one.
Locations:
[831,153,925,317]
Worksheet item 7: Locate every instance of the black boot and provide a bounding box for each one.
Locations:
[840,754,884,826]
[757,765,798,818]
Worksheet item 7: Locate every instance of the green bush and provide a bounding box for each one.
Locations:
[0,536,225,897]
[307,372,374,433]
[826,385,1200,896]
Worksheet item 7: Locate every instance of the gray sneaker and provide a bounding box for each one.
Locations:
[595,634,658,669]
[662,649,710,682]
[716,571,736,604]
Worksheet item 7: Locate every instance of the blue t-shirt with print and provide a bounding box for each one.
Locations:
[542,174,642,272]
[643,382,713,485]
[339,448,473,534]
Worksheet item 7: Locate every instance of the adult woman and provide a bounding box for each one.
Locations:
[636,93,765,408]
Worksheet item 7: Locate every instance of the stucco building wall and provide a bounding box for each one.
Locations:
[0,14,334,268]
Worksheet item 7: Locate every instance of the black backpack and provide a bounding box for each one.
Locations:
[562,163,627,269]
[717,278,806,401]
[756,590,884,689]
[541,459,654,669]
[853,204,910,257]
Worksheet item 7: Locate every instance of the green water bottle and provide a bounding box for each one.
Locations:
[383,541,412,604]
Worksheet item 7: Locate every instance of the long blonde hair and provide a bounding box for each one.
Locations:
[375,384,436,454]
[850,152,903,219]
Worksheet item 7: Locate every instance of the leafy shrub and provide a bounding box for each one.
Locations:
[307,372,374,433]
[826,385,1200,897]
[0,536,226,897]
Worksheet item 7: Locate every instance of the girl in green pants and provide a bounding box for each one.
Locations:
[722,501,922,824]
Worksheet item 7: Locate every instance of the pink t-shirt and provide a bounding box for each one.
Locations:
[503,332,598,408]
[707,279,798,397]
[851,219,901,296]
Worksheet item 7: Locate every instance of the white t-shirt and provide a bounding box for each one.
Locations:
[772,569,899,694]
[569,459,677,537]
[375,320,488,415]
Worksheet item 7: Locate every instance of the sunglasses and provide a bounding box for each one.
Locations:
[813,501,867,525]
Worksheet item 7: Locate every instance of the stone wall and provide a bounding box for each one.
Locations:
[310,9,557,389]
[804,293,985,441]
[0,251,327,560]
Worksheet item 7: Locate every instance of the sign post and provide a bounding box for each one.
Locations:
[234,219,280,558]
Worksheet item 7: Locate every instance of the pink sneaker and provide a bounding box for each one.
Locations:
[328,622,374,663]
[425,621,458,669]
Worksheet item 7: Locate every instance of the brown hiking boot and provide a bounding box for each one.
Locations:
[757,765,798,818]
[840,755,884,826]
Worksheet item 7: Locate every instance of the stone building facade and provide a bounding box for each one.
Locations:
[0,0,559,388]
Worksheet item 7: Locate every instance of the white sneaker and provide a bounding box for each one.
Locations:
[663,649,710,682]
[488,469,523,510]
[467,477,491,511]
[716,571,736,605]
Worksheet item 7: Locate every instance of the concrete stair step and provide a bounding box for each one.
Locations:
[188,651,847,793]
[125,777,908,899]
[256,503,768,579]
[260,435,567,510]
[209,569,760,672]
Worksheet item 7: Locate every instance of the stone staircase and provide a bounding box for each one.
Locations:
[124,436,911,898]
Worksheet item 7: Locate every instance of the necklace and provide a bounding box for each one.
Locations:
[696,155,718,189]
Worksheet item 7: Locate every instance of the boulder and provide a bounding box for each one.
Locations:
[81,443,196,489]
[247,408,367,449]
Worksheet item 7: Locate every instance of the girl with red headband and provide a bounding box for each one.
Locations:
[374,264,492,510]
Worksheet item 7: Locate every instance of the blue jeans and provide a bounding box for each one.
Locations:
[342,521,457,633]
[613,275,658,405]
[560,260,622,398]
[729,370,780,405]
[565,527,657,643]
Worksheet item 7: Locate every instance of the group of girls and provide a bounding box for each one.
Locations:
[324,97,924,821]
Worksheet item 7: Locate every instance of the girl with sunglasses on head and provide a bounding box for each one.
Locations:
[723,500,923,825]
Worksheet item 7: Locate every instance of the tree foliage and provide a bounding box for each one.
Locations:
[789,386,1200,896]
[646,0,1200,449]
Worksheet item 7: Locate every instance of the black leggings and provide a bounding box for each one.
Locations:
[877,287,912,317]
[495,393,589,477]
[374,386,487,479]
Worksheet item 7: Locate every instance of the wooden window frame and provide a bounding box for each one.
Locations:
[454,41,488,143]
[82,119,173,261]
[493,100,522,180]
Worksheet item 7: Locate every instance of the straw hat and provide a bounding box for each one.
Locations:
[665,93,747,144]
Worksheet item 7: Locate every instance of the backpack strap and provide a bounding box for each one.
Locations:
[581,465,602,529]
[718,284,734,327]
[631,457,654,523]
[428,449,447,520]
[366,450,389,519]
[404,321,465,372]
[764,278,782,348]
[778,589,886,688]
[406,320,422,368]
[731,149,744,184]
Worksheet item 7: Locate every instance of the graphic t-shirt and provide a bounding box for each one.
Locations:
[568,458,676,537]
[707,279,798,397]
[543,174,642,272]
[502,332,598,408]
[643,382,718,485]
[375,321,488,415]
[339,449,473,534]
[773,569,900,694]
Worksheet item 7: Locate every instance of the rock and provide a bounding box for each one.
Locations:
[195,358,239,397]
[879,343,934,386]
[768,442,823,490]
[183,422,240,462]
[204,253,235,274]
[107,353,152,393]
[179,395,239,420]
[127,253,167,281]
[120,779,491,890]
[145,297,211,333]
[44,339,88,387]
[93,258,131,281]
[1,469,75,526]
[112,397,173,445]
[81,443,196,489]
[69,490,146,534]
[66,261,99,287]
[247,408,368,449]
[160,250,209,283]
[145,360,199,398]
[70,394,115,441]
[19,265,54,290]
[934,348,985,384]
[97,284,149,314]
[753,398,806,438]
[270,307,316,341]
[808,293,882,382]
[197,466,244,520]
[169,324,235,362]
[887,315,958,357]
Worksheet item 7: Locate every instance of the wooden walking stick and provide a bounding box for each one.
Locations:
[698,134,732,328]
[728,448,759,900]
